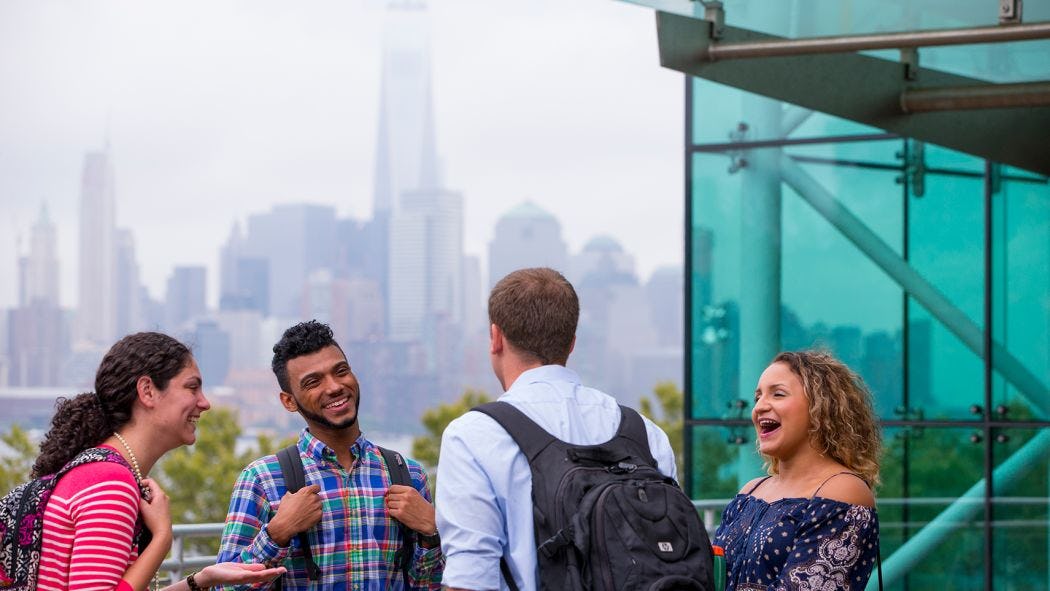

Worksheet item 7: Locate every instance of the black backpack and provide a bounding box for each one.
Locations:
[0,447,148,591]
[474,402,714,591]
[272,444,415,590]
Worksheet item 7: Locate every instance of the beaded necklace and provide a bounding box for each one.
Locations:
[112,431,153,501]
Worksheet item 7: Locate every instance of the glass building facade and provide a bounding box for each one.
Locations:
[624,0,1050,588]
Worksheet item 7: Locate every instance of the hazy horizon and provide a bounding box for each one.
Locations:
[0,0,684,311]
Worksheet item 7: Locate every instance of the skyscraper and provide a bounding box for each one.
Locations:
[77,146,117,346]
[376,1,464,348]
[373,0,440,217]
[240,204,337,317]
[114,228,144,337]
[164,266,207,331]
[488,201,569,288]
[20,204,60,308]
[388,188,463,342]
[9,205,68,386]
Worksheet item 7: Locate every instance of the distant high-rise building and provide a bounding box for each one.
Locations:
[114,229,144,337]
[241,204,337,317]
[571,235,637,287]
[77,146,117,345]
[488,201,569,289]
[20,204,60,308]
[165,266,207,330]
[646,265,684,349]
[374,1,464,351]
[462,254,483,336]
[219,222,244,307]
[373,0,440,217]
[10,206,68,386]
[389,188,463,342]
[186,319,230,387]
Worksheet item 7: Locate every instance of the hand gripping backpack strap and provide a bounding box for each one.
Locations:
[378,446,415,585]
[275,445,321,586]
[472,402,559,591]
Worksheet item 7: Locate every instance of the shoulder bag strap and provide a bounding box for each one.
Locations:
[379,446,415,584]
[275,445,321,582]
[472,401,558,462]
[615,406,658,466]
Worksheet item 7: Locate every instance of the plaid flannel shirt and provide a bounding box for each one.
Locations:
[217,429,443,590]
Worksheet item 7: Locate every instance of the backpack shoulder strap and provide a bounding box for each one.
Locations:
[276,444,305,493]
[615,406,658,466]
[378,446,412,487]
[378,446,415,584]
[273,444,320,582]
[472,401,558,461]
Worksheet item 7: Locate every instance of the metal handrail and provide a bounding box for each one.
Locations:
[160,523,225,583]
[164,495,1050,578]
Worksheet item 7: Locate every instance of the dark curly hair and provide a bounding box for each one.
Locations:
[272,320,343,393]
[489,268,578,366]
[33,332,192,477]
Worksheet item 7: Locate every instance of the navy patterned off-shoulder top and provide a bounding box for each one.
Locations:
[713,476,879,591]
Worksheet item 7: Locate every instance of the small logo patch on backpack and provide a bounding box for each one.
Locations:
[658,541,675,552]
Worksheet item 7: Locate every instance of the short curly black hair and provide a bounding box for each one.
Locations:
[272,320,343,392]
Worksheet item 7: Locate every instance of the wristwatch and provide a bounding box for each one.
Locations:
[417,529,441,548]
[186,571,209,591]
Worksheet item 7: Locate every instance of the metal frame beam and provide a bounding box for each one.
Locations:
[655,11,1050,175]
[703,21,1050,61]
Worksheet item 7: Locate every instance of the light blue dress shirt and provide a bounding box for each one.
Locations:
[435,365,678,591]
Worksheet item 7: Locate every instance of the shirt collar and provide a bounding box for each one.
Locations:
[506,364,581,392]
[298,428,373,465]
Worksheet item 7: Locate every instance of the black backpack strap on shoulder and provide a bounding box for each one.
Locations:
[499,556,520,591]
[275,445,321,582]
[616,406,658,467]
[379,446,415,585]
[473,401,557,461]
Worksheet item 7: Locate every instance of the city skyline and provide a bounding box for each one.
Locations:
[0,0,684,311]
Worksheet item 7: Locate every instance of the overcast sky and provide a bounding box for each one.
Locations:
[0,0,683,310]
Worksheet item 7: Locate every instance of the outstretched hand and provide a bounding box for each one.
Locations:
[384,484,436,535]
[194,562,288,587]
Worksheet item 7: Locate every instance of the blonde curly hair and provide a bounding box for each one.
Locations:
[762,350,882,487]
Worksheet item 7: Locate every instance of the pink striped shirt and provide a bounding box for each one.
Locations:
[37,445,140,591]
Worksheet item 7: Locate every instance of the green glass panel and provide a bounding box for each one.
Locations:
[879,426,986,589]
[779,144,904,419]
[906,145,985,420]
[690,151,744,420]
[992,427,1049,589]
[991,166,1050,421]
[688,424,760,500]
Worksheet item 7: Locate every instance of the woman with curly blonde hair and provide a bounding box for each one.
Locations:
[714,350,882,591]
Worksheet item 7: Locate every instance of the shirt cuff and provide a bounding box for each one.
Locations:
[411,543,444,580]
[117,580,135,591]
[256,525,292,562]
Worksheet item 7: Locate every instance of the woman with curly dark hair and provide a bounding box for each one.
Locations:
[34,332,285,591]
[714,350,882,591]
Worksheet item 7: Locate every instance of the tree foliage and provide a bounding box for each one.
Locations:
[639,381,685,478]
[411,389,492,470]
[156,406,293,555]
[0,424,36,495]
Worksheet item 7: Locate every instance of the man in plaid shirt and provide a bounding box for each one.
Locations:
[217,320,444,590]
